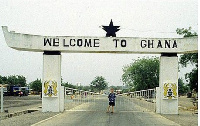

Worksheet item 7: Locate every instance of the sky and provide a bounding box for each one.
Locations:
[0,0,198,86]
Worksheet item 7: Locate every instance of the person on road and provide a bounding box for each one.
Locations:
[19,91,23,97]
[107,88,116,113]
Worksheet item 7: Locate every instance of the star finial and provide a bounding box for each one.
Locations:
[102,19,120,37]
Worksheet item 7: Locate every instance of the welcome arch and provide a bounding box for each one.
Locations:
[2,26,198,114]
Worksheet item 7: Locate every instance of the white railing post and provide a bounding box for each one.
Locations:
[1,85,3,113]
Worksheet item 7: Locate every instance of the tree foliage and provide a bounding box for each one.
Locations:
[122,57,159,91]
[180,53,198,67]
[90,76,108,92]
[82,86,90,91]
[30,79,42,92]
[176,27,197,37]
[109,86,122,91]
[185,69,198,91]
[62,82,91,91]
[0,75,26,87]
[0,75,3,84]
[178,78,187,95]
[176,27,198,92]
[62,82,77,89]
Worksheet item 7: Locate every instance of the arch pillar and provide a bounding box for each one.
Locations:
[42,51,64,112]
[156,53,178,114]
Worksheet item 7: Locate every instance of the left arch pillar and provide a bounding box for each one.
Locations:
[42,51,64,112]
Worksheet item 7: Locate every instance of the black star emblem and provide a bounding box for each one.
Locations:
[102,19,120,37]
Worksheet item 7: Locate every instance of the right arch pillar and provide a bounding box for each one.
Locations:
[156,53,178,114]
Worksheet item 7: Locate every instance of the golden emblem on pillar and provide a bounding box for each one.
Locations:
[163,83,177,99]
[44,80,58,97]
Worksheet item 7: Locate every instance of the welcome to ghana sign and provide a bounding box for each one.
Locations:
[2,26,197,54]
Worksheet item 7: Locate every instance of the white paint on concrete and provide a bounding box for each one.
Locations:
[42,54,62,112]
[59,86,65,112]
[156,87,161,113]
[2,26,198,54]
[159,56,178,114]
[1,85,3,113]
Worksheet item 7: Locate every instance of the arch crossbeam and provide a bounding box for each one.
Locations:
[2,26,198,54]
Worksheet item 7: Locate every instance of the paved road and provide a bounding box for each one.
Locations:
[33,95,180,126]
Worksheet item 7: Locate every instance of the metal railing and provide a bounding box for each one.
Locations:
[64,87,156,112]
[121,89,156,112]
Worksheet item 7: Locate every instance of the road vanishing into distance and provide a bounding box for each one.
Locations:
[35,95,180,126]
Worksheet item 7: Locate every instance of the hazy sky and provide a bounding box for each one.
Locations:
[0,0,198,86]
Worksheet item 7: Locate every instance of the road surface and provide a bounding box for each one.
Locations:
[33,95,180,126]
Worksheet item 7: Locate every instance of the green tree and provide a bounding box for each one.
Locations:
[82,86,90,91]
[16,75,26,87]
[0,75,3,84]
[176,27,197,37]
[122,89,129,93]
[90,76,108,92]
[122,57,159,91]
[176,27,198,92]
[1,76,8,84]
[0,75,26,86]
[62,82,91,91]
[185,69,198,91]
[62,82,77,89]
[178,78,187,95]
[30,79,42,92]
[6,75,26,86]
[109,86,122,91]
[7,75,18,85]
